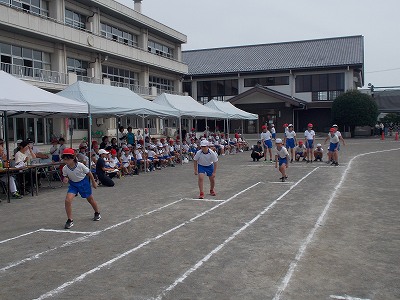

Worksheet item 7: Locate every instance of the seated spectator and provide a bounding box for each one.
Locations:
[100,136,110,149]
[251,141,264,161]
[105,149,120,178]
[294,141,307,161]
[110,138,118,152]
[58,137,66,156]
[13,139,22,156]
[27,138,49,160]
[314,143,324,162]
[0,145,23,199]
[95,149,115,187]
[120,146,134,175]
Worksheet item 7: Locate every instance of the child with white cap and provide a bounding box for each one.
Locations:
[313,143,324,161]
[274,138,290,182]
[194,140,218,199]
[324,128,340,166]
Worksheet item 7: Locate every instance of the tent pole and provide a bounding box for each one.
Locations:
[142,115,146,172]
[4,111,11,202]
[116,117,119,147]
[179,117,182,165]
[87,104,92,167]
[205,118,208,137]
[241,120,244,135]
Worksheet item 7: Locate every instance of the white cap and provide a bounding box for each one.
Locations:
[275,138,283,144]
[16,139,23,144]
[332,124,338,127]
[316,143,322,147]
[98,149,109,155]
[288,124,293,127]
[200,140,209,147]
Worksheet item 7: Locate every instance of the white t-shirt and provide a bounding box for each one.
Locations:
[260,131,272,141]
[15,151,27,167]
[329,133,339,144]
[304,130,315,140]
[286,131,296,139]
[120,153,132,163]
[135,150,143,160]
[314,147,324,152]
[109,156,119,168]
[271,127,276,134]
[50,145,59,156]
[294,145,306,153]
[59,144,66,155]
[62,162,89,182]
[335,130,342,138]
[194,149,218,166]
[275,146,289,158]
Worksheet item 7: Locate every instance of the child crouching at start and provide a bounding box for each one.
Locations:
[194,140,218,199]
[61,148,100,229]
[274,138,290,182]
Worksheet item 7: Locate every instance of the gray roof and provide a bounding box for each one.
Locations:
[373,90,400,113]
[182,35,364,76]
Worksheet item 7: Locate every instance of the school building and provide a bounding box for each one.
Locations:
[0,0,187,144]
[182,35,364,133]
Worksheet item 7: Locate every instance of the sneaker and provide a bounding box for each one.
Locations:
[290,159,293,163]
[280,177,286,182]
[270,159,273,163]
[11,192,23,199]
[210,190,216,196]
[199,192,204,199]
[64,219,74,229]
[93,212,101,221]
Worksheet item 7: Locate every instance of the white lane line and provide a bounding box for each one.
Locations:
[33,182,262,300]
[183,198,225,202]
[39,229,98,235]
[330,295,370,300]
[267,181,295,184]
[154,168,319,300]
[272,147,400,300]
[0,199,184,273]
[0,230,42,245]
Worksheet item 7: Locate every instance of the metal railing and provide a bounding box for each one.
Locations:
[109,81,151,96]
[0,63,68,84]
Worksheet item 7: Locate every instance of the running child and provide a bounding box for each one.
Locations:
[61,148,100,229]
[274,138,290,182]
[324,128,340,166]
[284,124,296,163]
[194,140,218,199]
[304,123,315,163]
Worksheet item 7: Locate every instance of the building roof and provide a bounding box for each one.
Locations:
[182,36,364,76]
[373,90,400,113]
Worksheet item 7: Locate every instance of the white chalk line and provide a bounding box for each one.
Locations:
[154,168,319,300]
[0,229,42,245]
[39,229,98,235]
[183,198,225,202]
[0,198,184,273]
[330,295,370,300]
[33,182,262,300]
[272,147,400,300]
[267,181,295,184]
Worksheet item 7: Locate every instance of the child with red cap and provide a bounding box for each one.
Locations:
[324,128,340,166]
[304,123,315,163]
[294,140,306,161]
[61,148,100,229]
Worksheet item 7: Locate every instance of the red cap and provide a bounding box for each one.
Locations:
[191,128,195,131]
[63,148,75,155]
[283,123,288,127]
[110,149,117,155]
[298,140,303,144]
[329,127,335,132]
[169,139,174,144]
[261,125,267,129]
[308,123,313,127]
[139,139,144,145]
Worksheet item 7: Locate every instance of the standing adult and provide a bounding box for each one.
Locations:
[117,126,126,146]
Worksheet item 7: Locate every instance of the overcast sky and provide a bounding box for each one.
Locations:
[118,0,400,88]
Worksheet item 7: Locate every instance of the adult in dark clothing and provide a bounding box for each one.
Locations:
[251,141,264,161]
[100,136,109,149]
[96,149,115,187]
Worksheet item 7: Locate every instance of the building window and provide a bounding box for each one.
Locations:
[100,23,138,47]
[149,75,174,92]
[182,81,192,96]
[0,42,50,77]
[296,73,345,96]
[65,9,86,30]
[244,76,289,87]
[148,40,173,59]
[102,65,139,86]
[67,58,89,80]
[71,118,88,130]
[0,0,49,17]
[197,79,238,102]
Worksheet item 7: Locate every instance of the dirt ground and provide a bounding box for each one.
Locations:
[0,137,399,300]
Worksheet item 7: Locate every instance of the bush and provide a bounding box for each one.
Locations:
[332,90,379,131]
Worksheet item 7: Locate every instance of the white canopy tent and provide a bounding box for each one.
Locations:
[57,81,179,117]
[205,99,258,120]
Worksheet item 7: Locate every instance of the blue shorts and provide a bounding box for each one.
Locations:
[52,155,60,162]
[306,140,314,149]
[278,157,288,166]
[198,164,214,176]
[264,139,272,149]
[272,133,276,139]
[68,176,92,198]
[329,142,339,152]
[148,157,154,161]
[295,152,304,157]
[286,138,295,149]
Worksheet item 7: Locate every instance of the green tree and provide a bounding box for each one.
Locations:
[381,113,400,124]
[332,90,378,135]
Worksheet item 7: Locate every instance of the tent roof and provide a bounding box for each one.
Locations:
[0,71,88,115]
[205,99,258,120]
[153,93,227,119]
[57,81,179,117]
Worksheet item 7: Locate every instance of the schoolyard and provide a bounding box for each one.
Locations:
[0,137,399,300]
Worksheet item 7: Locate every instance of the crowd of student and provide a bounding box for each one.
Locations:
[252,123,346,182]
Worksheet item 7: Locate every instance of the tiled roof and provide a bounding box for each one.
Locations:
[182,36,364,76]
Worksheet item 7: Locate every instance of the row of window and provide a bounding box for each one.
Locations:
[149,76,174,91]
[100,23,138,47]
[244,76,289,87]
[295,73,345,93]
[0,0,49,17]
[102,65,139,86]
[196,80,239,100]
[148,40,173,59]
[65,9,86,30]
